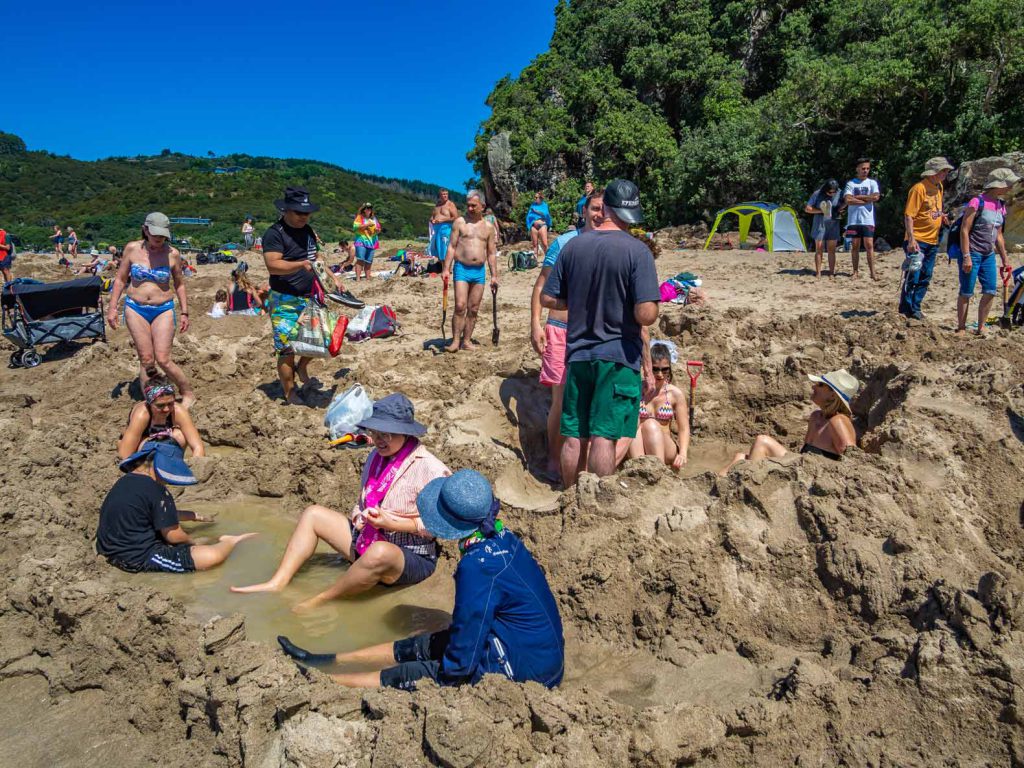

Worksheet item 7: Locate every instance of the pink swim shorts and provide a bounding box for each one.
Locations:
[539,322,567,387]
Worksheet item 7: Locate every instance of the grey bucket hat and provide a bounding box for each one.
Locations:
[356,393,427,437]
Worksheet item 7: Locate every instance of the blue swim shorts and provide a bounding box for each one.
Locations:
[454,261,487,285]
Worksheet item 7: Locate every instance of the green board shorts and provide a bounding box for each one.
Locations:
[560,359,641,440]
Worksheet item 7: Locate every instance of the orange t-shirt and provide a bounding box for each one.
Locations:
[904,181,944,244]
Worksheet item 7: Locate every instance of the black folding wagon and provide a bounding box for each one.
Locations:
[2,277,106,368]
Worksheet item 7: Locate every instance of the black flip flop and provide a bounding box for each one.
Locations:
[326,290,365,309]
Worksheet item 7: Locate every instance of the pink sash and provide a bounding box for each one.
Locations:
[354,438,418,555]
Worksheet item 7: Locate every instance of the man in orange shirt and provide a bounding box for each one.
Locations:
[899,157,953,319]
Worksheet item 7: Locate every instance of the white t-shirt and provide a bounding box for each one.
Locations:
[843,178,880,226]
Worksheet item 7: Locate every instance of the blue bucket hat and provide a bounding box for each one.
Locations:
[356,393,427,437]
[416,469,497,540]
[119,442,197,486]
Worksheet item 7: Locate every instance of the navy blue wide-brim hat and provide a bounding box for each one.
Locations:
[119,442,197,486]
[356,393,427,437]
[274,186,320,213]
[416,469,494,540]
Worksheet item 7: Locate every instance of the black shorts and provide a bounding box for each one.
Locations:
[110,543,196,574]
[844,224,875,240]
[379,630,450,691]
[346,518,438,586]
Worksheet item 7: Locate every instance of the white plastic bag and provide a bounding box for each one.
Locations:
[325,384,374,439]
[345,305,378,341]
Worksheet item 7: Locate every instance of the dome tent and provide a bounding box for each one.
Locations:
[703,202,807,252]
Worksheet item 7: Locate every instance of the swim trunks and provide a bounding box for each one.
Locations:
[110,542,196,574]
[124,296,175,325]
[453,261,486,285]
[430,222,452,261]
[267,289,310,354]
[843,224,875,240]
[539,320,568,387]
[561,359,641,440]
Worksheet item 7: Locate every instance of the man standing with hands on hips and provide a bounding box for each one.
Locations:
[899,157,952,319]
[541,179,660,486]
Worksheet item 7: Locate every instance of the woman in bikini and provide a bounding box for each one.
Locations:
[117,375,205,459]
[626,341,689,469]
[225,267,264,315]
[718,368,859,475]
[106,212,195,408]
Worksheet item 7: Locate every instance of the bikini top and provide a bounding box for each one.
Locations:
[146,405,176,440]
[639,402,674,423]
[130,262,172,288]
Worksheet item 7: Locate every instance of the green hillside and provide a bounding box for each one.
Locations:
[0,134,461,250]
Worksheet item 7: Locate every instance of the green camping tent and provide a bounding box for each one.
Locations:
[704,202,807,252]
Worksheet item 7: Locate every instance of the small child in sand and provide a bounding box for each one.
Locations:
[209,289,228,318]
[96,443,256,573]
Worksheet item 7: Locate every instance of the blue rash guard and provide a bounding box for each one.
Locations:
[380,528,564,690]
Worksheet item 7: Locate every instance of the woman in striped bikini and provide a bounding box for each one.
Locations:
[626,341,689,469]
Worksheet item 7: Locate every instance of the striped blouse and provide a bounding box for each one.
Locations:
[350,443,450,556]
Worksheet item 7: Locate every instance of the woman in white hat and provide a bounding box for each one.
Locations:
[106,212,195,408]
[718,369,859,475]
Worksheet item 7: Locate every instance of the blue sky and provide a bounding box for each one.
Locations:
[5,0,557,190]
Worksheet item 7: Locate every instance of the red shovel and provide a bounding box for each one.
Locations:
[686,361,704,433]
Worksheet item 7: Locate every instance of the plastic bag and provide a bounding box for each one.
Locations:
[292,305,332,358]
[325,384,374,439]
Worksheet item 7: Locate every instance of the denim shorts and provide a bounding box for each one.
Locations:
[958,251,998,297]
[355,245,375,265]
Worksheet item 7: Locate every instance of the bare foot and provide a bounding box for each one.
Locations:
[291,597,323,614]
[231,578,286,594]
[870,273,879,282]
[181,392,197,410]
[975,328,987,338]
[851,271,860,279]
[462,340,477,351]
[954,328,966,336]
[285,390,305,406]
[444,341,460,353]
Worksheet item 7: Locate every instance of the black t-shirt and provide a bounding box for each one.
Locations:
[542,230,661,370]
[96,473,180,569]
[262,220,317,296]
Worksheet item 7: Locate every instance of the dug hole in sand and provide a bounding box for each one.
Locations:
[2,246,1024,766]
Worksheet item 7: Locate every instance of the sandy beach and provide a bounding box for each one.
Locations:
[1,241,1023,766]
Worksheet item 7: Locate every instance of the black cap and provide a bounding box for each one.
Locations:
[274,186,320,213]
[603,179,643,224]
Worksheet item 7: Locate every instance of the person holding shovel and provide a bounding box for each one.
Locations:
[442,190,498,352]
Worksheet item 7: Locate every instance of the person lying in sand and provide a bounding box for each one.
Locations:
[96,443,256,573]
[718,369,859,475]
[118,375,205,459]
[442,190,498,352]
[277,470,564,691]
[231,394,449,609]
[625,341,689,469]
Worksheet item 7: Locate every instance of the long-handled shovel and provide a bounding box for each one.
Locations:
[491,285,500,345]
[441,276,449,342]
[686,360,704,433]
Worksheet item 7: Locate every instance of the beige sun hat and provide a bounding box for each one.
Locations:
[143,212,172,239]
[807,369,860,415]
[921,157,954,177]
[983,167,1021,190]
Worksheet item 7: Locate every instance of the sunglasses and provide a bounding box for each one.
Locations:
[367,429,394,441]
[290,211,312,217]
[652,366,672,374]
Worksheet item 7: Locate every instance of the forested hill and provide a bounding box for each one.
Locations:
[470,0,1024,234]
[0,132,463,249]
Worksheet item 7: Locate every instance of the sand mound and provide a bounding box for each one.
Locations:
[3,249,1024,766]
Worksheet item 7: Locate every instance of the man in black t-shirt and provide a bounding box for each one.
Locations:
[261,186,325,405]
[96,443,257,573]
[541,179,660,486]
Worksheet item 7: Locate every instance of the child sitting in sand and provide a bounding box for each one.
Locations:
[96,443,256,573]
[718,369,859,475]
[209,289,228,318]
